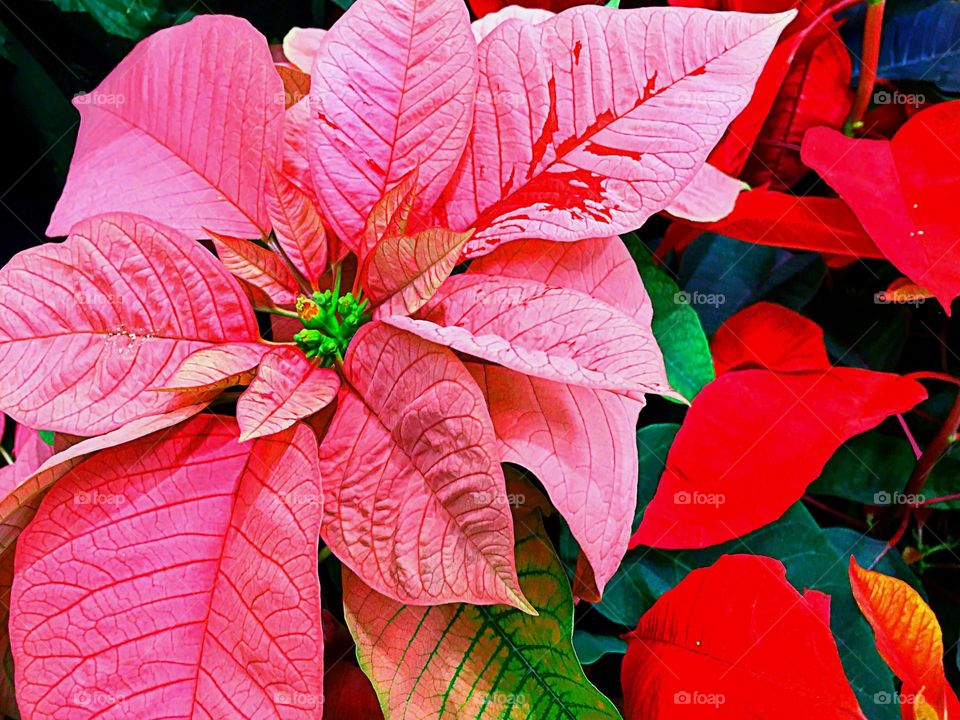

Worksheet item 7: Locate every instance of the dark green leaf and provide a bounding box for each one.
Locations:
[624,235,714,401]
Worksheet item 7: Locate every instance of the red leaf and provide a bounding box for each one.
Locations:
[622,554,864,719]
[744,27,853,190]
[632,304,925,549]
[323,664,383,720]
[710,301,829,374]
[802,101,960,312]
[691,187,883,259]
[10,416,324,719]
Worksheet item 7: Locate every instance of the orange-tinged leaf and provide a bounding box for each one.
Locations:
[264,167,328,287]
[364,227,471,317]
[849,558,960,719]
[159,343,269,393]
[210,230,299,306]
[359,171,419,262]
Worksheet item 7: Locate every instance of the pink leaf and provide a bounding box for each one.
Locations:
[10,416,324,719]
[283,27,327,71]
[48,16,284,239]
[464,236,655,597]
[665,163,748,223]
[319,322,531,611]
[0,406,209,557]
[210,231,299,307]
[308,0,478,246]
[160,343,270,393]
[364,227,471,317]
[386,273,674,399]
[470,5,553,42]
[0,213,258,435]
[445,6,794,257]
[801,102,960,312]
[469,364,639,599]
[265,168,328,287]
[237,347,339,441]
[284,100,317,201]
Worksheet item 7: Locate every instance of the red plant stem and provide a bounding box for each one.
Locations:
[909,371,960,387]
[803,495,868,529]
[923,491,960,507]
[896,413,922,459]
[871,508,909,568]
[846,0,886,133]
[903,388,960,500]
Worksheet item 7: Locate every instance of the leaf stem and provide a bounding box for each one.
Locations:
[0,446,12,466]
[262,307,300,319]
[845,0,885,134]
[903,388,960,500]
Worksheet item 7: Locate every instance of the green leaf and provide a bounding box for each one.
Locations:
[677,234,826,334]
[824,528,926,599]
[926,444,960,509]
[38,430,55,446]
[46,0,194,40]
[623,234,714,401]
[809,431,914,505]
[573,631,627,665]
[632,423,680,531]
[344,508,621,719]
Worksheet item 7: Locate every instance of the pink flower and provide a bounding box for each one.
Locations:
[0,2,789,716]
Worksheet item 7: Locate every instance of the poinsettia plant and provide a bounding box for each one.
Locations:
[1,0,959,717]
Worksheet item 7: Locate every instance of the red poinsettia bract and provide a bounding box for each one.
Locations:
[631,302,926,549]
